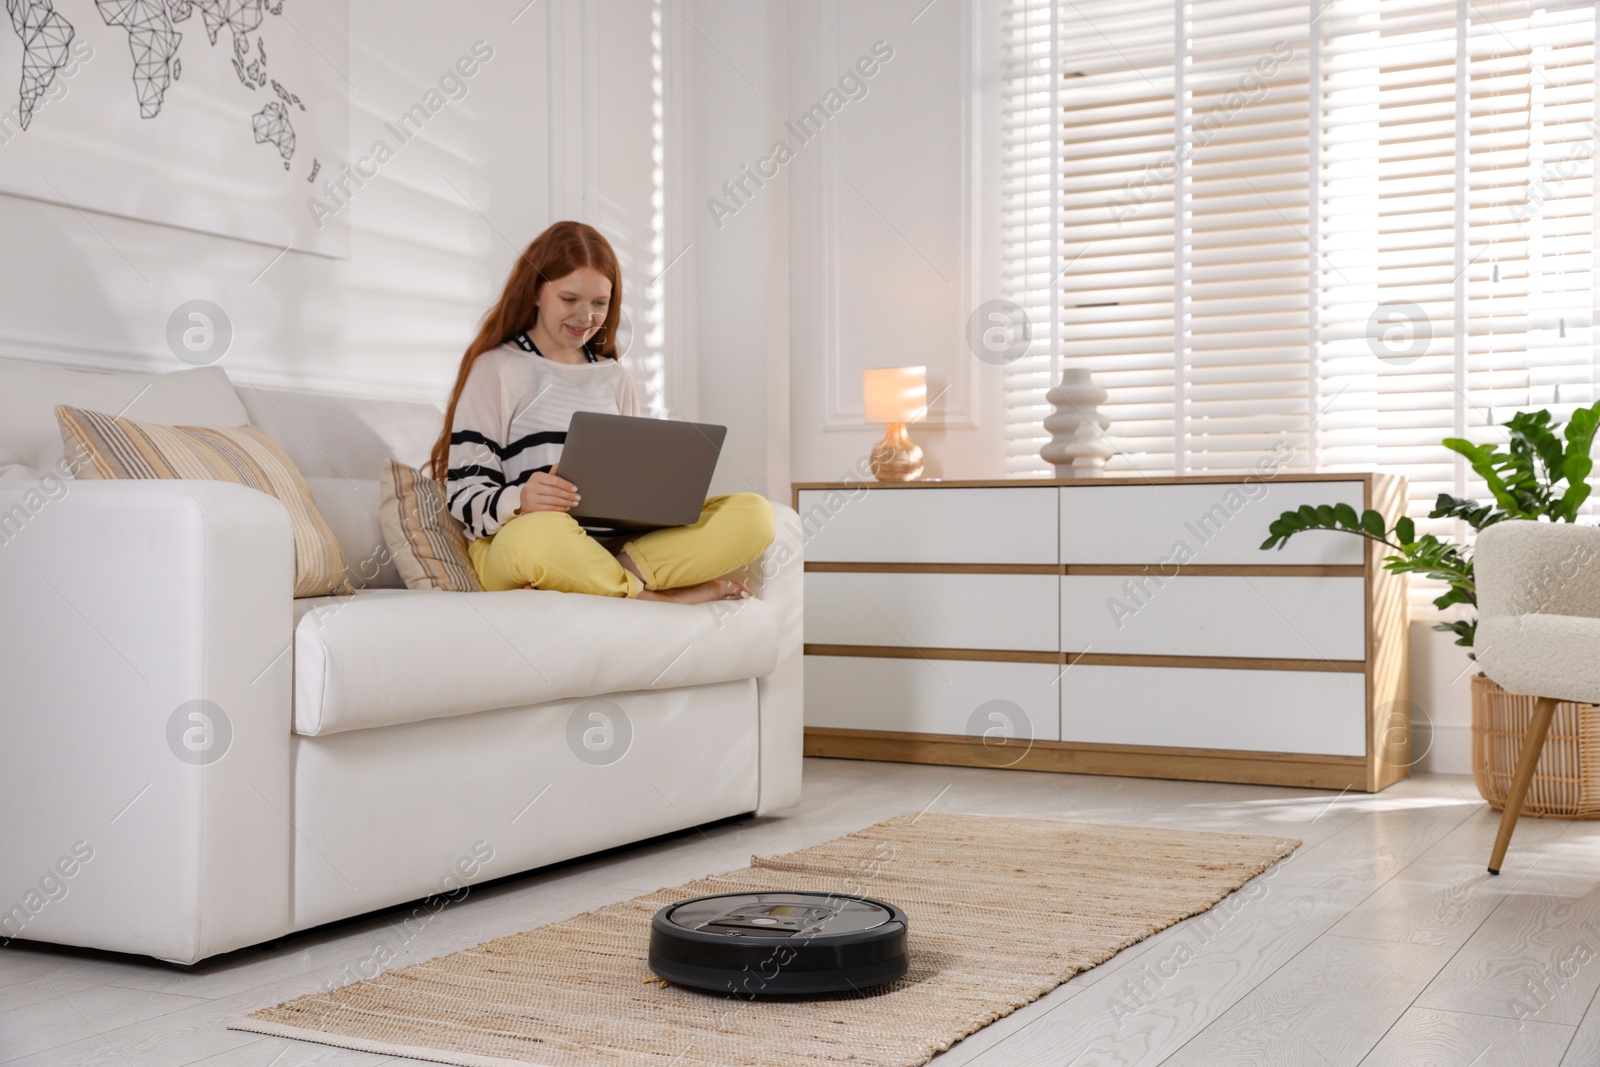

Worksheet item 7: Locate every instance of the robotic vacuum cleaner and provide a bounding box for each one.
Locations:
[648,891,909,996]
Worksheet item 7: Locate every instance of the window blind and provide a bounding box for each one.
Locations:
[1339,0,1599,536]
[1002,0,1179,474]
[1002,0,1325,476]
[1001,0,1600,611]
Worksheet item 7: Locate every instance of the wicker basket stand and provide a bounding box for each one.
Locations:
[1472,673,1600,818]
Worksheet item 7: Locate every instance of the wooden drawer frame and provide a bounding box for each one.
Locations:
[793,473,1410,792]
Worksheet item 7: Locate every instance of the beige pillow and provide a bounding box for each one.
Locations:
[56,405,354,598]
[378,459,484,593]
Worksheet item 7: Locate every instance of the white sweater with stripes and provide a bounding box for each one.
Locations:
[446,342,640,540]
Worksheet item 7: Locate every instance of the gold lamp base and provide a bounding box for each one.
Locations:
[870,422,924,482]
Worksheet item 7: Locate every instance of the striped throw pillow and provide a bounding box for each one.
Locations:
[378,459,484,593]
[56,405,355,598]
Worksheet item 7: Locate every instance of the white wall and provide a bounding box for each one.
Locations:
[681,0,792,498]
[0,0,1001,496]
[783,0,1008,485]
[0,0,670,418]
[1410,622,1478,776]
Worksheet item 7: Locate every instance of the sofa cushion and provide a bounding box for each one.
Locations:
[0,359,247,480]
[291,587,781,735]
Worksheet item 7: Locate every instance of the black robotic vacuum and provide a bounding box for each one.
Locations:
[648,891,909,996]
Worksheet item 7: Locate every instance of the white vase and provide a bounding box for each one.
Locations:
[1040,368,1113,476]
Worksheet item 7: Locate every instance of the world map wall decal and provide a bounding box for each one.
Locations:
[0,0,349,257]
[8,0,74,129]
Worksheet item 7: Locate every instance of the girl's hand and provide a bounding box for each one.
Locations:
[518,464,581,513]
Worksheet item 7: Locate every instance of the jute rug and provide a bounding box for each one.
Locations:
[231,812,1298,1067]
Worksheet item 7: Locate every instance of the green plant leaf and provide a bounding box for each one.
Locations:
[1432,618,1476,649]
[1430,493,1506,530]
[1508,408,1565,485]
[1556,401,1600,521]
[1250,398,1600,653]
[1261,513,1300,550]
[1444,436,1529,517]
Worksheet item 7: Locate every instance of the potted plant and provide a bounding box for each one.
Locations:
[1259,403,1600,814]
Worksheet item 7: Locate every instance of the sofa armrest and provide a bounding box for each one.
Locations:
[1476,521,1600,621]
[752,502,804,813]
[0,480,296,963]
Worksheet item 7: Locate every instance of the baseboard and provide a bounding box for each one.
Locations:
[1413,722,1472,776]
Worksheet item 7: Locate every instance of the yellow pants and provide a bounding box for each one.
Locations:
[467,493,775,597]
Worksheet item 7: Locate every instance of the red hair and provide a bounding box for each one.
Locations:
[429,221,623,479]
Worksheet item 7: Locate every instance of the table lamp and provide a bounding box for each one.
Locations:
[863,366,927,481]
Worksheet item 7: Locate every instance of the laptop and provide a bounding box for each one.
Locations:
[558,411,727,530]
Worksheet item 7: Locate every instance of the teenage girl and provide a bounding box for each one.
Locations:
[429,221,774,603]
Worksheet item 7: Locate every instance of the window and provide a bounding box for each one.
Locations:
[1362,0,1598,515]
[1002,0,1599,607]
[1002,0,1324,477]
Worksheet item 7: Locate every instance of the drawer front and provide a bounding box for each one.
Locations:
[1061,665,1367,756]
[805,656,1061,741]
[797,487,1057,564]
[1058,482,1366,565]
[1062,576,1366,660]
[807,572,1058,652]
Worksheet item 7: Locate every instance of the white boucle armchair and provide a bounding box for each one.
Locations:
[1475,521,1600,874]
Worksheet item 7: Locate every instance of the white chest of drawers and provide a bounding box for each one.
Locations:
[793,474,1410,792]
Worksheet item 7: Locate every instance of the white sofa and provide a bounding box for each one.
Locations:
[0,357,803,965]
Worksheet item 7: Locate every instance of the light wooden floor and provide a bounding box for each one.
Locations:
[5,757,1600,1066]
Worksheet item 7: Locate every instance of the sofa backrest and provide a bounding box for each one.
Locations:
[0,358,248,480]
[0,357,448,591]
[306,476,404,589]
[235,385,442,481]
[238,385,445,592]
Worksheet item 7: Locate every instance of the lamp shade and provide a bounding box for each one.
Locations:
[862,366,927,424]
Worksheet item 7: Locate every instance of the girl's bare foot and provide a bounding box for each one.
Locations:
[638,577,750,604]
[618,551,750,603]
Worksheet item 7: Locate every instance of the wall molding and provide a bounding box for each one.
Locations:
[580,0,601,222]
[0,334,448,407]
[817,0,845,429]
[960,0,991,430]
[4,1,684,418]
[663,0,699,420]
[545,0,694,421]
[763,0,792,495]
[545,0,601,222]
[817,0,980,432]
